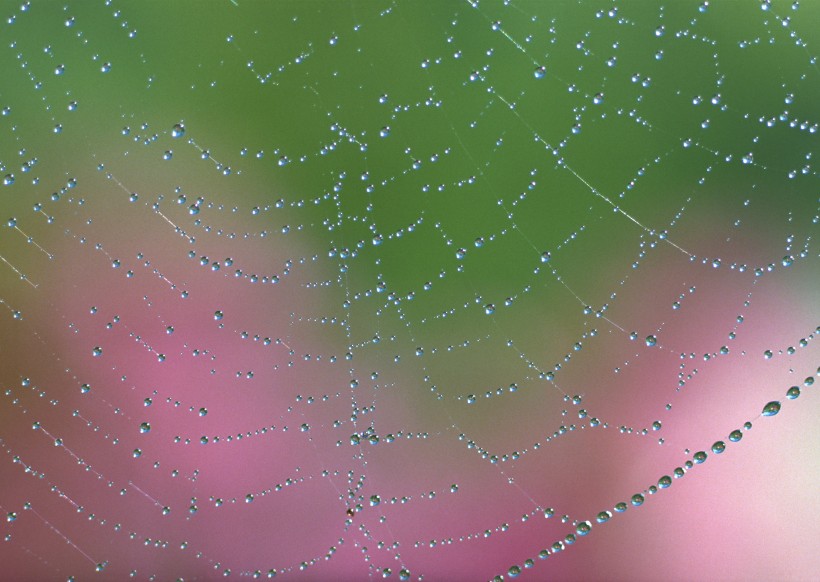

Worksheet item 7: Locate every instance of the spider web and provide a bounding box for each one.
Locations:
[0,1,818,581]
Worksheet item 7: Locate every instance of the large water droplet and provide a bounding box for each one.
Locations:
[762,401,781,417]
[172,123,185,138]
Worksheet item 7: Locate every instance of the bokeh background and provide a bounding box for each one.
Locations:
[0,1,818,581]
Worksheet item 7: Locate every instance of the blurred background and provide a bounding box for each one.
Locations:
[0,1,818,580]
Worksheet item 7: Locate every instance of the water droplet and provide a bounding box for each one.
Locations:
[92,346,103,357]
[728,429,743,442]
[172,123,185,138]
[786,386,800,399]
[139,422,151,434]
[762,401,781,417]
[693,451,707,464]
[645,335,657,347]
[631,493,644,506]
[534,66,546,79]
[711,441,726,454]
[214,310,223,321]
[658,475,672,489]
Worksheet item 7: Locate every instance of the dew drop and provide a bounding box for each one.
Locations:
[761,401,781,417]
